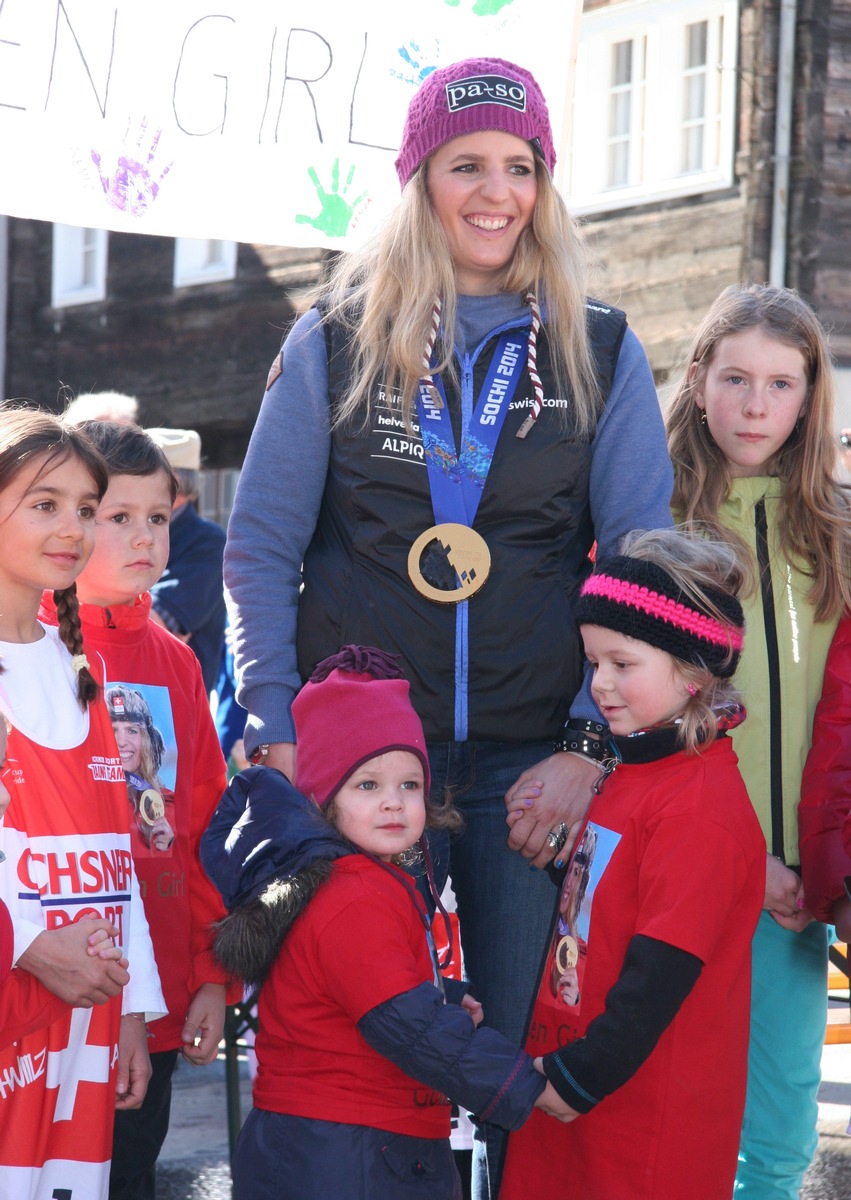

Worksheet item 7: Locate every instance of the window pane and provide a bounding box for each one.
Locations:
[612,40,633,86]
[686,21,708,69]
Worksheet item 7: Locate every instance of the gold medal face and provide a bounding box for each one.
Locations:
[139,788,166,826]
[555,935,579,974]
[408,523,491,604]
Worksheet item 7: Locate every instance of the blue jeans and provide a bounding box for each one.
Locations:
[426,741,559,1200]
[734,911,828,1199]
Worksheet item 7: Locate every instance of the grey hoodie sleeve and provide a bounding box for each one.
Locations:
[358,981,546,1131]
[570,328,674,721]
[223,309,331,756]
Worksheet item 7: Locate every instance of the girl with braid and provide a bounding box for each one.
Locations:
[0,408,164,1198]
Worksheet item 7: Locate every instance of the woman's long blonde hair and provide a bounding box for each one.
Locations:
[665,283,851,620]
[307,156,603,435]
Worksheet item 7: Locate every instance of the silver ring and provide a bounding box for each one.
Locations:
[546,822,567,852]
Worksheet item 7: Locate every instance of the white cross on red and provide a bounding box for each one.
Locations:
[45,1008,112,1123]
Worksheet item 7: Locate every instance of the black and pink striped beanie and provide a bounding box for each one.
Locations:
[575,556,745,679]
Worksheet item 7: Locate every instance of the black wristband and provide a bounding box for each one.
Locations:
[553,719,610,763]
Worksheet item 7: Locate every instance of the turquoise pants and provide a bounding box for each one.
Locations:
[734,911,828,1198]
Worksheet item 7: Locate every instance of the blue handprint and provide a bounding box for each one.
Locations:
[295,160,367,239]
[396,42,438,86]
[91,119,173,217]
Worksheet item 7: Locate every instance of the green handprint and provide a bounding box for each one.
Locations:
[295,160,367,238]
[444,0,514,12]
[444,0,511,11]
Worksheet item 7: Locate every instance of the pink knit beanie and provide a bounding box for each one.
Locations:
[293,646,431,807]
[395,57,556,188]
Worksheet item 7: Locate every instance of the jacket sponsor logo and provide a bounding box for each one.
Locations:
[87,754,124,783]
[0,1047,46,1099]
[509,396,569,410]
[378,437,424,460]
[17,846,133,897]
[445,75,527,113]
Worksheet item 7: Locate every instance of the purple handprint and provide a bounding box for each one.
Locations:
[91,120,173,217]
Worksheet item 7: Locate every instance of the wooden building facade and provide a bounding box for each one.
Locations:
[1,0,850,478]
[577,0,851,401]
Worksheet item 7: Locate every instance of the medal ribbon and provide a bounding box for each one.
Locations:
[415,331,529,526]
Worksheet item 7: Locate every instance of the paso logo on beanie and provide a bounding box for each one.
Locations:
[445,74,528,114]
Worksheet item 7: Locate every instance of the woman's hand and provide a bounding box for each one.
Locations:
[505,754,599,868]
[262,742,296,782]
[151,816,175,852]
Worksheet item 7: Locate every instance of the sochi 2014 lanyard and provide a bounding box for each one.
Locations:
[409,331,529,603]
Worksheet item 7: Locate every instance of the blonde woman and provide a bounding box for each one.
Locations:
[225,57,673,1197]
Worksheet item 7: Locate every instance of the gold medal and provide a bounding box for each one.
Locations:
[555,935,579,974]
[408,523,491,604]
[139,788,166,826]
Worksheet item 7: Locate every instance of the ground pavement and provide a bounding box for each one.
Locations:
[154,1043,851,1199]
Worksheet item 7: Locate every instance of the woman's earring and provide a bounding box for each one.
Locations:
[699,410,707,426]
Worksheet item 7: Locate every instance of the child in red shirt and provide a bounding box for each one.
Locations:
[202,646,571,1200]
[40,420,238,1200]
[502,529,766,1200]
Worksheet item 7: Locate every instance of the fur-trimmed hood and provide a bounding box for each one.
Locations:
[200,766,353,987]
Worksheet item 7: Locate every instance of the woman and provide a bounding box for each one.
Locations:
[225,57,673,1197]
[106,684,176,855]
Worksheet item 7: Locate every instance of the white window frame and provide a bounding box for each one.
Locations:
[51,224,108,307]
[173,238,237,288]
[566,0,738,214]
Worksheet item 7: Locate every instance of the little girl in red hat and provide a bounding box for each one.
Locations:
[202,645,570,1200]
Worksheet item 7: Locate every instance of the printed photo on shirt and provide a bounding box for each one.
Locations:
[105,682,177,858]
[545,823,620,1014]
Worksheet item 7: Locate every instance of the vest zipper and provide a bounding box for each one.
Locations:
[754,496,785,860]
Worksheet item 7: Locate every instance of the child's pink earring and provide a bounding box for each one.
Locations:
[687,683,698,697]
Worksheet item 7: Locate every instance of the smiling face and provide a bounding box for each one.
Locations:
[581,625,691,736]
[76,470,172,607]
[693,327,809,477]
[0,452,99,620]
[330,750,427,861]
[427,130,538,294]
[112,720,144,776]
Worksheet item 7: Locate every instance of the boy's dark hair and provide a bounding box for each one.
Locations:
[79,420,179,503]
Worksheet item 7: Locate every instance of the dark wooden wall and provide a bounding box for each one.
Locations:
[4,220,323,467]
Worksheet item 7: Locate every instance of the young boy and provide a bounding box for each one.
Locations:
[40,421,237,1200]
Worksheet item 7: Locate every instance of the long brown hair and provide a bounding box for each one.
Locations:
[0,406,108,708]
[665,284,851,620]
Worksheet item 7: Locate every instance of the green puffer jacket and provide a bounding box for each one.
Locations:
[710,476,839,866]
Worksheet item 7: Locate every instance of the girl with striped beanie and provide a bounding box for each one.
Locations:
[501,528,766,1200]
